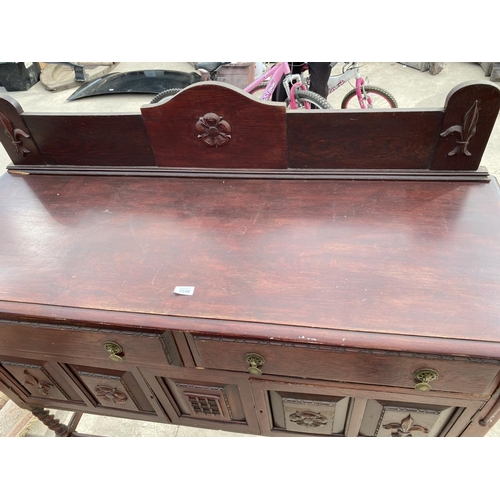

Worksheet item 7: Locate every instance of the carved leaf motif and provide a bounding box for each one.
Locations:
[440,100,479,157]
[0,111,31,156]
[0,112,15,137]
[23,370,53,396]
[462,100,480,155]
[383,414,429,437]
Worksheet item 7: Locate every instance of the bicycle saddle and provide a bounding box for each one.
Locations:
[195,62,230,73]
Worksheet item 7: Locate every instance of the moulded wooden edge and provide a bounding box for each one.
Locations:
[444,80,500,108]
[0,94,25,115]
[140,80,286,111]
[5,166,491,181]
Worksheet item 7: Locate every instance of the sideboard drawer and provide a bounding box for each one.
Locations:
[191,335,500,395]
[0,320,176,367]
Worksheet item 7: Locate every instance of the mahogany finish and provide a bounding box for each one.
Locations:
[23,114,155,167]
[1,81,500,437]
[141,82,287,170]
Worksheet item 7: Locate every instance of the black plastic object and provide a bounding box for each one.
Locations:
[0,62,41,91]
[67,70,201,101]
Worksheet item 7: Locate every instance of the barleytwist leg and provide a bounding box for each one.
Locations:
[31,407,71,437]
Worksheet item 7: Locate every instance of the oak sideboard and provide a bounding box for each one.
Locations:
[1,80,500,437]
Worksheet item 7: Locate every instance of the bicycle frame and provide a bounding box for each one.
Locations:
[326,63,373,109]
[244,62,312,109]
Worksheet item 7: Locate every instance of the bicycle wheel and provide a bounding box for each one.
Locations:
[341,86,397,109]
[150,88,183,104]
[293,89,332,109]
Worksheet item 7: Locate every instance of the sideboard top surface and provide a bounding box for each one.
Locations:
[1,172,500,343]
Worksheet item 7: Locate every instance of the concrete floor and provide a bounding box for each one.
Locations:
[1,62,500,437]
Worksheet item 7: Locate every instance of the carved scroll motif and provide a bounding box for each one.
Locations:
[23,370,54,396]
[383,414,429,437]
[196,113,232,147]
[289,410,328,428]
[0,111,31,156]
[94,385,128,404]
[440,100,479,157]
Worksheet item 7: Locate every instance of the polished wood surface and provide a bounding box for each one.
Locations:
[1,173,500,344]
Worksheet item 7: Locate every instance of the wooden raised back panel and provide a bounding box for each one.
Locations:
[1,80,498,174]
[287,82,500,170]
[141,81,287,169]
[23,114,155,166]
[287,109,443,169]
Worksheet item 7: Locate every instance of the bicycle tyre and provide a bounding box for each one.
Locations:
[249,84,332,109]
[294,89,332,109]
[341,86,397,109]
[150,88,183,104]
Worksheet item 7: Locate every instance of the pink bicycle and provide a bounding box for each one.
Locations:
[151,62,333,109]
[316,62,398,109]
[250,62,398,109]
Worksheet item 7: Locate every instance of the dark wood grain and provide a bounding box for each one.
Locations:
[287,109,443,169]
[141,81,287,169]
[23,114,155,166]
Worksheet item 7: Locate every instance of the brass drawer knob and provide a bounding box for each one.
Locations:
[414,368,439,391]
[102,341,123,362]
[244,353,265,376]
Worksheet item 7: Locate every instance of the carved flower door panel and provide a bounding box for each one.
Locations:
[0,357,84,404]
[359,399,468,437]
[269,390,350,436]
[64,364,160,417]
[251,379,354,436]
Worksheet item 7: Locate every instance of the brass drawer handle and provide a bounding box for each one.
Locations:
[414,368,439,391]
[244,353,265,376]
[102,341,123,362]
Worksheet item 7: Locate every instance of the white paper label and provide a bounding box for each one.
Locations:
[174,286,195,295]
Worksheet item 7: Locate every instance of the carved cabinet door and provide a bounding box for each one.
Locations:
[0,355,84,406]
[358,397,483,437]
[141,366,261,435]
[0,354,170,424]
[251,379,353,436]
[250,378,486,437]
[58,362,169,423]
